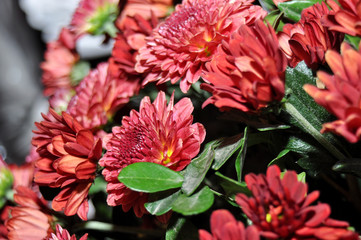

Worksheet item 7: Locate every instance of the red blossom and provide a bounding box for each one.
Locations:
[41,28,79,97]
[278,2,344,69]
[6,186,54,240]
[67,62,138,129]
[236,165,359,239]
[201,20,287,113]
[47,224,88,240]
[32,109,102,220]
[304,42,361,143]
[99,91,205,217]
[135,0,267,93]
[199,209,260,240]
[323,0,361,37]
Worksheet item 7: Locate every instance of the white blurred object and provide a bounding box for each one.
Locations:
[19,0,113,59]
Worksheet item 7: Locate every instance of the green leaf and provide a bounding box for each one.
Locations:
[297,172,306,183]
[268,149,290,166]
[70,61,90,86]
[215,172,251,197]
[333,159,361,178]
[182,140,220,196]
[145,190,181,216]
[172,186,214,215]
[236,127,248,181]
[283,61,346,161]
[265,10,285,32]
[278,0,321,22]
[118,162,184,193]
[165,216,199,240]
[259,0,276,12]
[212,134,244,171]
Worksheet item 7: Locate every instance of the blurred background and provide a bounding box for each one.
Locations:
[0,0,113,164]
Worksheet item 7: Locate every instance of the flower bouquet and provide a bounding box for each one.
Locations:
[1,0,361,239]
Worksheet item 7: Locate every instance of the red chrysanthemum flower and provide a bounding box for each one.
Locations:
[236,165,359,239]
[201,20,287,113]
[323,0,361,37]
[99,91,206,217]
[41,28,79,97]
[47,224,88,240]
[135,0,267,93]
[199,209,260,240]
[70,0,120,38]
[117,0,173,28]
[67,62,138,129]
[108,13,158,85]
[304,42,361,143]
[6,186,54,240]
[278,2,344,69]
[32,109,102,220]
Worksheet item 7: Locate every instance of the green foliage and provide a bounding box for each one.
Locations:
[333,159,361,178]
[70,61,90,86]
[145,190,181,216]
[277,0,322,22]
[182,140,220,196]
[118,162,184,193]
[165,216,199,240]
[172,186,214,215]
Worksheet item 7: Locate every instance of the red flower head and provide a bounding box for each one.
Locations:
[236,165,359,239]
[6,186,54,240]
[67,62,138,130]
[304,42,361,143]
[324,0,361,37]
[32,109,102,220]
[47,224,88,240]
[41,28,79,97]
[199,209,260,240]
[70,0,120,38]
[201,20,287,113]
[108,13,158,87]
[117,0,173,28]
[278,2,344,69]
[99,91,206,217]
[135,0,267,93]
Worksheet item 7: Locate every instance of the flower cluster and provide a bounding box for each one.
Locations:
[2,0,361,239]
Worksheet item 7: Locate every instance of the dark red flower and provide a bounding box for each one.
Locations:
[199,209,260,240]
[135,0,267,93]
[236,165,359,239]
[99,91,205,217]
[278,2,344,69]
[323,0,361,37]
[304,42,361,143]
[108,13,158,88]
[201,20,287,113]
[47,224,88,240]
[32,109,102,220]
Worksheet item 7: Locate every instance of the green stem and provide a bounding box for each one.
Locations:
[73,221,164,237]
[283,102,346,160]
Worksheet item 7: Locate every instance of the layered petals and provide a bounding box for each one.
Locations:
[199,209,260,240]
[99,91,205,217]
[135,0,267,93]
[278,2,344,69]
[324,0,361,37]
[41,28,79,97]
[236,165,359,239]
[32,109,102,220]
[202,20,287,112]
[304,42,361,143]
[48,224,88,240]
[6,186,54,240]
[67,62,138,129]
